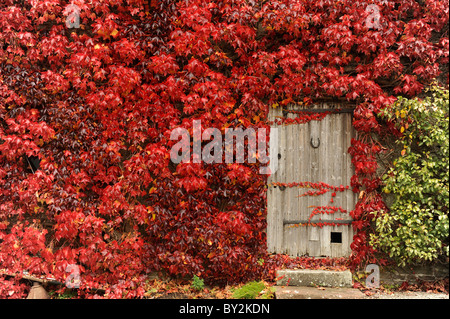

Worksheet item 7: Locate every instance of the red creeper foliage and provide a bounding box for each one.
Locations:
[0,0,448,297]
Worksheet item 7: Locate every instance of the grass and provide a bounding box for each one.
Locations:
[232,281,275,299]
[46,276,276,299]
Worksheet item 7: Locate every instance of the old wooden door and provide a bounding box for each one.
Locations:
[267,103,357,257]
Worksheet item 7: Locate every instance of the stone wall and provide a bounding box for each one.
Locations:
[380,263,449,286]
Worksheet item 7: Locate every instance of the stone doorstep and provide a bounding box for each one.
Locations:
[275,286,365,299]
[276,269,353,288]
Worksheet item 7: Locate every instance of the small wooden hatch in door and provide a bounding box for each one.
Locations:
[267,103,357,257]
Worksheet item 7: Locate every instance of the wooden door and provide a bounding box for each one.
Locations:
[267,103,357,257]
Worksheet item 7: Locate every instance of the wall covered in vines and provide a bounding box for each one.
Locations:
[0,0,448,297]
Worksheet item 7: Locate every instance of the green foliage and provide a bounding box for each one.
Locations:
[232,281,274,299]
[372,85,449,265]
[48,289,78,299]
[191,275,205,291]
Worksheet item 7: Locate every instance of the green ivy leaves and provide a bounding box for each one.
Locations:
[371,85,449,265]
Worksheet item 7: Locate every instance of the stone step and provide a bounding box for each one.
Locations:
[274,286,365,299]
[276,269,353,288]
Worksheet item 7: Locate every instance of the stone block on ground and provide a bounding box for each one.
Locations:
[276,269,353,288]
[275,286,365,299]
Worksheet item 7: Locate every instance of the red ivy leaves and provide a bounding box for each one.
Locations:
[0,0,448,296]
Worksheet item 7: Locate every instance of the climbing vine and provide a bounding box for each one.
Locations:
[0,0,448,297]
[271,181,351,228]
[371,85,449,265]
[269,105,336,125]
